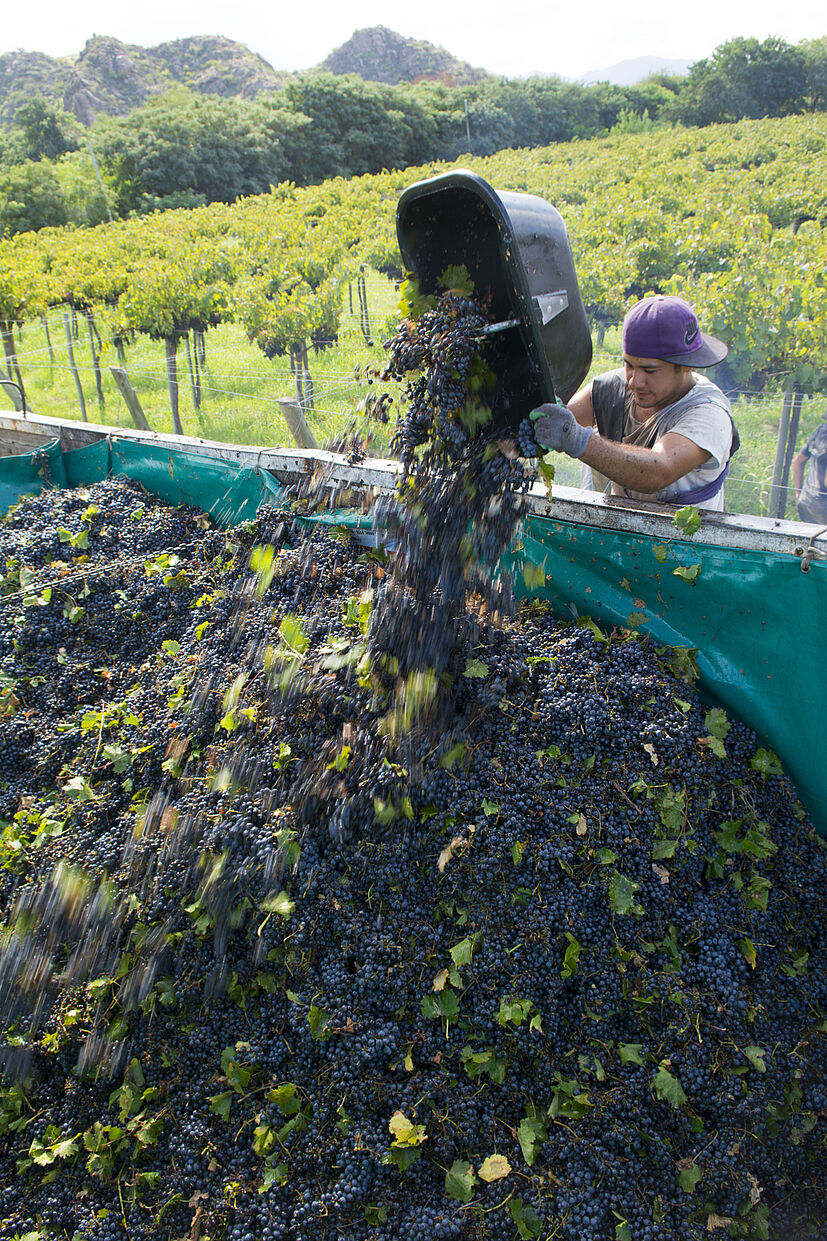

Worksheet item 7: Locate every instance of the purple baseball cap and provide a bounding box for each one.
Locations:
[622,295,727,367]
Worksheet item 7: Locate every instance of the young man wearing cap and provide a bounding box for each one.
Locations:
[532,295,738,511]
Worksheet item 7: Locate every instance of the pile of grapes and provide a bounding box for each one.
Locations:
[0,285,825,1241]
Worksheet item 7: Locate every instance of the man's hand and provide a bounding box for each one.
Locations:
[531,404,594,459]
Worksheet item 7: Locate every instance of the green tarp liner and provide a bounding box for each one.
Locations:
[0,436,286,522]
[0,436,824,836]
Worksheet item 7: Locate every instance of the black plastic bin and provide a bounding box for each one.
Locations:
[396,170,592,438]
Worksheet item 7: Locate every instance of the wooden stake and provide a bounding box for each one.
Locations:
[87,311,105,407]
[185,333,201,411]
[779,388,803,517]
[277,397,318,450]
[165,335,183,435]
[63,311,87,422]
[110,367,150,430]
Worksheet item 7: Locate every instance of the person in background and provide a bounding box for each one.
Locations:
[531,295,738,512]
[792,413,827,524]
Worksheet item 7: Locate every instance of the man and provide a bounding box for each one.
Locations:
[532,295,738,511]
[792,414,827,525]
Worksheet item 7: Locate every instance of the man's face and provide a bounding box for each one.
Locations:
[623,355,693,416]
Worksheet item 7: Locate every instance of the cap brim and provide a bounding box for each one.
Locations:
[661,333,728,368]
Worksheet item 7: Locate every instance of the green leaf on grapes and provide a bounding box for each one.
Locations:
[398,276,435,321]
[743,1045,767,1073]
[278,614,309,654]
[738,937,757,969]
[209,1092,232,1121]
[677,1162,703,1192]
[609,871,643,916]
[261,890,294,918]
[308,1004,330,1041]
[444,1159,476,1202]
[704,708,730,739]
[561,932,582,979]
[522,562,546,589]
[267,1083,301,1116]
[510,1196,542,1239]
[653,1064,686,1108]
[673,563,701,583]
[618,1043,645,1066]
[463,658,489,678]
[326,745,351,772]
[537,455,555,487]
[450,937,476,968]
[750,746,782,778]
[260,1162,288,1192]
[517,1116,547,1166]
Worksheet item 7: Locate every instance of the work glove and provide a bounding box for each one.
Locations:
[530,404,593,459]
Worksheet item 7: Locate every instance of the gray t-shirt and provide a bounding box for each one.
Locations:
[591,370,735,511]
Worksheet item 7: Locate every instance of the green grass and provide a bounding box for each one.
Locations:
[6,291,820,519]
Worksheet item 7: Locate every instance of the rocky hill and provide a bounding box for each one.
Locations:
[321,25,488,85]
[0,35,287,128]
[0,27,490,131]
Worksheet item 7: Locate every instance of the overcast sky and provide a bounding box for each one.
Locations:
[2,0,825,80]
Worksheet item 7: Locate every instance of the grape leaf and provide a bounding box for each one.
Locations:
[653,1064,686,1108]
[522,562,546,590]
[510,1197,542,1239]
[463,659,489,678]
[677,1162,703,1191]
[444,1159,476,1202]
[673,505,701,536]
[478,1153,511,1182]
[517,1116,547,1166]
[261,890,294,918]
[673,563,701,583]
[743,1045,767,1073]
[388,1111,426,1147]
[750,747,782,778]
[609,871,643,916]
[561,932,582,979]
[438,264,474,296]
[618,1043,645,1066]
[278,614,309,654]
[209,1092,232,1121]
[450,937,476,968]
[738,937,757,969]
[704,708,730,739]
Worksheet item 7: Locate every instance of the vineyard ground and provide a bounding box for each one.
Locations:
[6,280,823,520]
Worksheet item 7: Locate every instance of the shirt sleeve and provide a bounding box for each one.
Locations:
[667,402,733,469]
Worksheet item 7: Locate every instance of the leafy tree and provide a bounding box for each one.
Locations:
[801,38,827,111]
[92,89,308,215]
[5,97,79,164]
[283,74,435,181]
[673,37,808,125]
[0,160,67,234]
